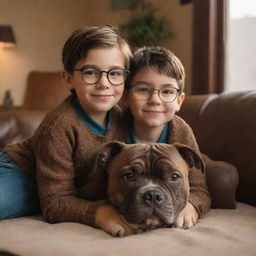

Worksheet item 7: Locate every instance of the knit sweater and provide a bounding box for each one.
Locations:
[122,111,211,217]
[166,115,211,217]
[4,95,124,227]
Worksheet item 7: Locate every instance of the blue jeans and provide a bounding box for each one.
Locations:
[0,152,40,219]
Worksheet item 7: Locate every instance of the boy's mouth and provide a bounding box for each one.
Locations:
[143,110,164,114]
[92,94,113,99]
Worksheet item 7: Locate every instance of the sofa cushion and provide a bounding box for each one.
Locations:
[23,71,70,110]
[0,203,255,256]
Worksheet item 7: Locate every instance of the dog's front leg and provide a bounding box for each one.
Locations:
[95,204,139,237]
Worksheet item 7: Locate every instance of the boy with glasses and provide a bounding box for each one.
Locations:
[0,25,136,236]
[123,46,211,229]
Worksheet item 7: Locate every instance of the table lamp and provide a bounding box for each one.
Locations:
[0,25,16,48]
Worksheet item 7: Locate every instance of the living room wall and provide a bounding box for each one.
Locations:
[0,0,193,106]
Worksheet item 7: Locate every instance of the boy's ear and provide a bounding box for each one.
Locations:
[175,92,185,112]
[62,71,74,89]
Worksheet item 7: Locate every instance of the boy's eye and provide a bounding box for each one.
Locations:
[83,69,98,76]
[109,70,123,77]
[161,88,176,95]
[136,87,151,93]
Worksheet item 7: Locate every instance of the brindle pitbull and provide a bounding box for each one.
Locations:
[78,141,204,237]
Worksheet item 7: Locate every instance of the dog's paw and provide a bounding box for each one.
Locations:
[174,202,199,229]
[106,219,138,237]
[95,204,138,237]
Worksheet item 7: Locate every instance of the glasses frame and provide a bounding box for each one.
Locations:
[130,85,181,103]
[73,67,130,86]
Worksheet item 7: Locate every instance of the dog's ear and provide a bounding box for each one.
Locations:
[174,143,205,173]
[97,141,126,170]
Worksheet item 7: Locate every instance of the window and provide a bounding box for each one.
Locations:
[225,0,256,91]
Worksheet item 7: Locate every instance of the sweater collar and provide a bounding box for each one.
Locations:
[71,95,111,135]
[128,118,169,144]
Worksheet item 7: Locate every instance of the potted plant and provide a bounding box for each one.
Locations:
[120,2,172,47]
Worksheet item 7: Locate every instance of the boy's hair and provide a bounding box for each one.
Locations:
[126,46,185,92]
[62,25,132,73]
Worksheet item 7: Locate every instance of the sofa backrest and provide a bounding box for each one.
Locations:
[178,91,256,206]
[23,71,70,110]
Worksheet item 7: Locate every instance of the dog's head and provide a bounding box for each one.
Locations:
[95,141,204,227]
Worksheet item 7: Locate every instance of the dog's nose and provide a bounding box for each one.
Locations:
[143,189,164,207]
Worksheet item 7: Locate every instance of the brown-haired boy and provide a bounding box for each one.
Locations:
[0,25,135,235]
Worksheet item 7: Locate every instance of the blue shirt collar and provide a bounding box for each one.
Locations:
[71,95,111,135]
[128,119,169,144]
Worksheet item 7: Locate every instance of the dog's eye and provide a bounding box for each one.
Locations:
[123,172,136,181]
[170,173,181,181]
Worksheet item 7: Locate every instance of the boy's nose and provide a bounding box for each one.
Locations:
[96,73,110,89]
[148,90,161,104]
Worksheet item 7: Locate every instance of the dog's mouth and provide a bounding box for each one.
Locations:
[124,206,175,228]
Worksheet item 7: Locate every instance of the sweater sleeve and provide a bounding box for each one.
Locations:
[169,116,211,217]
[33,119,106,227]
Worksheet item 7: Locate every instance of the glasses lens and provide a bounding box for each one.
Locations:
[108,68,127,85]
[131,84,179,102]
[132,84,151,100]
[160,88,179,102]
[81,68,100,84]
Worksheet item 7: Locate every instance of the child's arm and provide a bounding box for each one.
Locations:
[35,130,106,227]
[33,120,132,236]
[170,116,211,225]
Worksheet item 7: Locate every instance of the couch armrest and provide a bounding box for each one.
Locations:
[0,110,46,150]
[179,91,256,207]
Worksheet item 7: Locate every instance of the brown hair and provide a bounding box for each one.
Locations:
[62,25,132,73]
[126,46,185,92]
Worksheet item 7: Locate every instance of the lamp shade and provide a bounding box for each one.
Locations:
[0,25,16,47]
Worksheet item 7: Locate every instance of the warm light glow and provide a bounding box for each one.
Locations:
[0,41,15,48]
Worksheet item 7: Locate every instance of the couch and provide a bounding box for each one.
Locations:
[0,72,255,256]
[0,71,70,149]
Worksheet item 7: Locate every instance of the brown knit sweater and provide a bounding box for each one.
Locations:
[4,96,124,227]
[166,115,211,217]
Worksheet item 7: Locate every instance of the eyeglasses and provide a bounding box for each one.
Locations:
[130,84,181,103]
[73,67,129,86]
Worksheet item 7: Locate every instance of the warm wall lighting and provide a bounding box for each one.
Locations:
[0,25,16,48]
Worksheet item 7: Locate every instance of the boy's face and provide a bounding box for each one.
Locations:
[124,66,185,129]
[64,47,125,124]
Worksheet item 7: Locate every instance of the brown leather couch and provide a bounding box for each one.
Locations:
[0,71,70,149]
[0,72,255,255]
[179,91,256,207]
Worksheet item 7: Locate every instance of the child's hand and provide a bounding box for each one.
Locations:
[174,202,199,229]
[95,204,139,237]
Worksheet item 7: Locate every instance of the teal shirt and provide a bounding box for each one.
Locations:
[71,96,111,135]
[127,119,169,144]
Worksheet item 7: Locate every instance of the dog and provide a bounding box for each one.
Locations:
[77,141,204,236]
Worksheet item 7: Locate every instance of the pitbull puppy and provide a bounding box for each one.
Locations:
[78,141,204,236]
